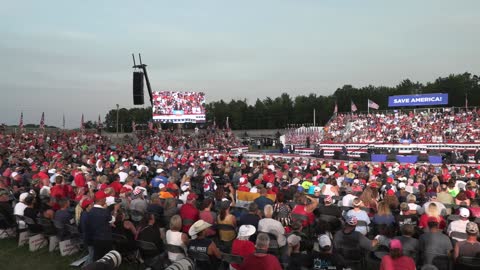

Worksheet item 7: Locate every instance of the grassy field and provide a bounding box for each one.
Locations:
[0,238,136,270]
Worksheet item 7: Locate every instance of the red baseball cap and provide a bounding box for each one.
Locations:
[81,199,93,209]
[187,193,198,200]
[386,189,395,196]
[94,191,108,200]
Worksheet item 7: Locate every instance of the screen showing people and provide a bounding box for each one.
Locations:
[152,91,206,123]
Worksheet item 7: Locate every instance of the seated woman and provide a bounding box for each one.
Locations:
[217,200,237,243]
[166,215,188,262]
[419,203,446,231]
[372,202,395,226]
[188,220,222,270]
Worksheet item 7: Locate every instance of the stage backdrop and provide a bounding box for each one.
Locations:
[388,93,448,107]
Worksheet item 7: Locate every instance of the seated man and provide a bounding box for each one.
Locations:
[258,205,286,248]
[419,217,452,266]
[333,216,377,266]
[240,233,282,270]
[453,222,480,260]
[54,198,74,239]
[447,207,470,242]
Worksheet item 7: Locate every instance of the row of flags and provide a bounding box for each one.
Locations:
[18,112,102,131]
[333,99,380,113]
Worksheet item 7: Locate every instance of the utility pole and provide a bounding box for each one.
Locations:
[116,104,119,137]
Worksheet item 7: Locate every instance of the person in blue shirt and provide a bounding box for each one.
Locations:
[150,169,168,193]
[253,188,274,212]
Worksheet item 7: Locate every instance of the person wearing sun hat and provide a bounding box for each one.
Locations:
[188,220,222,269]
[379,239,416,270]
[453,221,480,260]
[231,225,256,270]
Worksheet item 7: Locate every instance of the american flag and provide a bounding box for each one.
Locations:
[40,112,45,130]
[19,112,24,130]
[81,114,85,131]
[368,99,379,109]
[351,101,357,112]
[334,101,338,114]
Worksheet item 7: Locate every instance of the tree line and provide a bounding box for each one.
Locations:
[103,73,480,132]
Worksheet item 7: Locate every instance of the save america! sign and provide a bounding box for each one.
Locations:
[388,93,448,107]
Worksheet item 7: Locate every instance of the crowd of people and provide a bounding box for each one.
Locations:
[321,108,480,144]
[0,128,480,270]
[152,91,206,116]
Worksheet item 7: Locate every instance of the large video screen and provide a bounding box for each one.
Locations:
[152,91,206,123]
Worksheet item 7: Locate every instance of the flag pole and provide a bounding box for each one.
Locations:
[313,108,316,127]
[367,100,370,115]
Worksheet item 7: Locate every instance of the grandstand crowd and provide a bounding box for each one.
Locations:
[0,127,480,270]
[285,108,480,145]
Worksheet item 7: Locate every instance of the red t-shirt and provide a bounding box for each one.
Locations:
[50,184,66,199]
[238,186,250,192]
[291,205,315,227]
[239,253,282,270]
[74,173,86,188]
[231,239,255,269]
[469,206,480,218]
[179,203,199,233]
[109,181,123,195]
[380,255,416,270]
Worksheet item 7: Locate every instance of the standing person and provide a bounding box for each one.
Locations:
[85,191,116,261]
[179,193,200,233]
[346,198,371,235]
[380,239,416,270]
[239,233,283,270]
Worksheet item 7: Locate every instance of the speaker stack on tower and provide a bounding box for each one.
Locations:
[133,71,145,105]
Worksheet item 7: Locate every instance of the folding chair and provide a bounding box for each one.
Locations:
[0,212,16,238]
[137,240,165,269]
[187,249,211,267]
[456,256,480,270]
[258,231,280,255]
[221,252,243,265]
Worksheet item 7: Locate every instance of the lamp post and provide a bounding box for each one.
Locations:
[116,104,119,137]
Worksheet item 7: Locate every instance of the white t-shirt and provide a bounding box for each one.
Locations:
[118,171,128,183]
[342,194,357,207]
[166,230,186,262]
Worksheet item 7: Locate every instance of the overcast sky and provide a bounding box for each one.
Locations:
[1,0,479,128]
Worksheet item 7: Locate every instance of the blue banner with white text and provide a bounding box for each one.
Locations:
[388,93,448,107]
